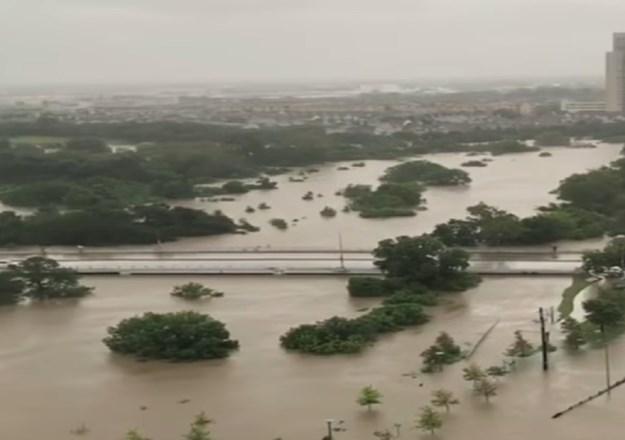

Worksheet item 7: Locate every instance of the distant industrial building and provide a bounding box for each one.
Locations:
[606,33,625,113]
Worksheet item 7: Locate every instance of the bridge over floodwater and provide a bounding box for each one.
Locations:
[0,248,585,276]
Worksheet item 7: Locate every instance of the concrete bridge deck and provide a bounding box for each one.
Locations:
[0,248,584,276]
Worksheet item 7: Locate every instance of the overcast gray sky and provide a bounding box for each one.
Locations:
[1,0,623,85]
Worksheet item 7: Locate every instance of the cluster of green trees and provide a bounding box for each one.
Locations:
[0,204,240,246]
[420,332,464,372]
[342,183,423,218]
[582,237,625,272]
[381,160,471,186]
[171,282,224,300]
[196,177,278,198]
[0,256,92,304]
[372,235,480,291]
[534,132,571,147]
[280,303,429,354]
[282,235,478,355]
[433,202,606,247]
[474,140,540,155]
[104,311,239,361]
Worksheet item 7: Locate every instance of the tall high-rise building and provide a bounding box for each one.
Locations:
[606,33,625,113]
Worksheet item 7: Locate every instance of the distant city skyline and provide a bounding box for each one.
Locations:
[1,0,625,85]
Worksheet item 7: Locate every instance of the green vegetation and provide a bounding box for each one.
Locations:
[462,363,487,388]
[357,386,383,412]
[431,389,459,413]
[561,317,587,349]
[66,137,110,153]
[279,303,429,355]
[103,311,239,361]
[461,160,487,167]
[420,332,463,372]
[0,205,239,246]
[320,206,337,218]
[475,378,498,402]
[347,277,397,297]
[342,183,422,218]
[184,413,213,440]
[582,236,625,273]
[415,406,443,435]
[373,235,480,291]
[171,283,224,300]
[381,160,471,186]
[558,275,593,319]
[269,218,288,230]
[0,178,155,209]
[282,235,478,355]
[535,131,571,147]
[433,202,607,247]
[505,331,536,358]
[197,177,277,197]
[126,413,213,440]
[0,257,92,304]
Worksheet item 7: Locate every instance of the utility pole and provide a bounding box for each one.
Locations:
[539,307,549,371]
[325,419,334,440]
[338,233,345,270]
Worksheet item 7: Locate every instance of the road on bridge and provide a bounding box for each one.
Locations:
[0,248,585,276]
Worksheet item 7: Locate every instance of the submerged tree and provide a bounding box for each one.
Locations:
[431,389,459,413]
[184,413,213,440]
[8,256,92,300]
[505,331,534,357]
[415,406,443,435]
[420,332,463,372]
[475,378,498,403]
[357,386,383,412]
[171,282,223,300]
[125,430,151,440]
[561,317,587,349]
[462,363,486,388]
[0,272,23,305]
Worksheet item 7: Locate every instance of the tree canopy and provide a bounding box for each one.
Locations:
[373,235,477,291]
[5,256,92,302]
[103,311,239,361]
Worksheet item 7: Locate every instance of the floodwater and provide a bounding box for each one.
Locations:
[1,145,624,440]
[169,144,620,251]
[1,275,625,440]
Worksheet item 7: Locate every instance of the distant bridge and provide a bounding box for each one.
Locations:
[0,248,585,276]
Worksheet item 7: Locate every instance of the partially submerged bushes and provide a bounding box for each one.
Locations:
[280,303,429,354]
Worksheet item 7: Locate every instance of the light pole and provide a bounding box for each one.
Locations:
[325,418,334,440]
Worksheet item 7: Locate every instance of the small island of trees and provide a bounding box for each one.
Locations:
[103,311,239,361]
[280,234,478,355]
[171,282,224,300]
[0,256,92,304]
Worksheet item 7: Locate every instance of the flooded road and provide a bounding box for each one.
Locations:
[1,275,624,440]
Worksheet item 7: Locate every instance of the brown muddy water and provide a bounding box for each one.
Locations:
[168,144,622,251]
[1,275,624,440]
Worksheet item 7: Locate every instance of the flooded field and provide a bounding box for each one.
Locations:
[170,144,620,251]
[0,275,624,440]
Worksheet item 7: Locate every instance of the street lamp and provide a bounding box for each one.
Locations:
[325,419,335,440]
